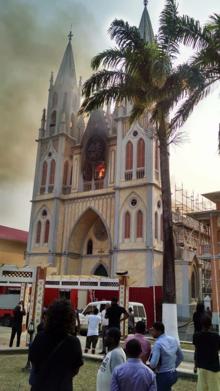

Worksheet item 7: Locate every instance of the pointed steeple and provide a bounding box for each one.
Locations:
[139,0,154,43]
[45,31,81,137]
[55,32,77,88]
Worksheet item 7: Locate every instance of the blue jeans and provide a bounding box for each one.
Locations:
[156,371,178,391]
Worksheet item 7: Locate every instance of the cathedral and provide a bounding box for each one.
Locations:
[25,2,209,322]
[26,3,163,289]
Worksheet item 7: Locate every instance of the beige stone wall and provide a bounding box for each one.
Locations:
[0,239,26,267]
[153,253,163,286]
[117,251,147,287]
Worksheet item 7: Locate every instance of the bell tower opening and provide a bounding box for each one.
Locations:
[83,136,106,191]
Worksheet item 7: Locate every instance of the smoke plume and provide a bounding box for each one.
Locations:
[0,0,101,184]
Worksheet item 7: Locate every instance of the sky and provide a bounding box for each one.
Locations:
[0,0,219,230]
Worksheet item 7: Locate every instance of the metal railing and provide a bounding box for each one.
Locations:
[136,168,145,179]
[125,170,133,181]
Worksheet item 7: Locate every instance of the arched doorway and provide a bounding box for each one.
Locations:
[94,264,108,277]
[67,208,112,276]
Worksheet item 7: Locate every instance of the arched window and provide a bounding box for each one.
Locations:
[44,220,50,243]
[125,141,133,170]
[36,221,41,244]
[70,113,75,129]
[69,165,73,186]
[137,138,145,168]
[94,264,108,277]
[50,110,56,128]
[155,211,158,239]
[87,239,93,255]
[63,92,68,110]
[155,138,159,171]
[52,92,58,107]
[63,161,69,186]
[49,159,56,185]
[124,211,131,239]
[41,161,47,186]
[160,214,163,241]
[136,210,143,238]
[191,267,198,299]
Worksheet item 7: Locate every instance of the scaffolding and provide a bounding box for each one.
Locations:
[172,184,214,215]
[172,184,214,302]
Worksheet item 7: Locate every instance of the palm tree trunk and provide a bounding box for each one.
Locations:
[159,131,176,304]
[159,129,179,339]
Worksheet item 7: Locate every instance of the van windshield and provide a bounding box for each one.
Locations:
[138,306,146,318]
[83,305,97,315]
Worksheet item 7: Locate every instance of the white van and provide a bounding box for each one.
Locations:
[79,300,147,334]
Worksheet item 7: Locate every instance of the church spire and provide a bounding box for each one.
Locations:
[54,31,77,88]
[139,0,154,43]
[45,31,80,137]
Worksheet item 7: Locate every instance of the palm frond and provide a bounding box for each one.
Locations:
[130,103,146,123]
[82,70,127,98]
[108,19,144,50]
[158,0,179,57]
[91,48,126,70]
[170,80,215,130]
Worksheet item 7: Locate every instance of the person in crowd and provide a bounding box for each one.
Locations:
[193,302,206,373]
[111,339,156,391]
[193,302,206,333]
[36,309,47,334]
[96,327,126,391]
[85,307,101,354]
[105,297,129,330]
[72,307,80,336]
[125,320,151,363]
[193,314,220,391]
[23,310,48,372]
[128,307,135,334]
[9,300,26,347]
[206,306,212,320]
[100,303,109,354]
[29,299,83,391]
[149,321,183,391]
[22,319,35,371]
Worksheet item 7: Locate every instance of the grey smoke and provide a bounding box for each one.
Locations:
[0,0,101,183]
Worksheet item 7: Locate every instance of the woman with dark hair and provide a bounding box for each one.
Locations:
[29,299,83,391]
[193,302,205,333]
[193,302,205,374]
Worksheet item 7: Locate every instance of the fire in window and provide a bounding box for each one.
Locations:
[95,163,106,180]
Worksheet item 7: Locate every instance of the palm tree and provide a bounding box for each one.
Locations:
[79,15,202,336]
[159,0,220,131]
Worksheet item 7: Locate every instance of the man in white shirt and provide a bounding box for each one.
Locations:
[97,327,126,391]
[85,307,101,354]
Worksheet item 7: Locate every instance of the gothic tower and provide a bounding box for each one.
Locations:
[26,33,84,270]
[113,1,162,288]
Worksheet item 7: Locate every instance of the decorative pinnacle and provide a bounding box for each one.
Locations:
[68,26,73,42]
[144,0,148,6]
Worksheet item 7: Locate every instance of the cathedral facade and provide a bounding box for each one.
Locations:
[26,5,163,292]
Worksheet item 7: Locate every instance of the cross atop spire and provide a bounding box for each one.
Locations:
[144,0,148,6]
[68,30,73,42]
